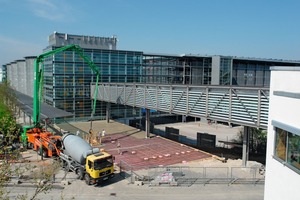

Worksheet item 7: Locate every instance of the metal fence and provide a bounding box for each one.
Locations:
[119,161,265,187]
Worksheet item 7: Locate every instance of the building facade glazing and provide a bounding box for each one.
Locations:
[42,46,143,121]
[2,32,300,123]
[142,54,212,85]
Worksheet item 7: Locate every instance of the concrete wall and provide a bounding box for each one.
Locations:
[16,60,26,94]
[25,57,35,97]
[211,56,220,85]
[264,67,300,200]
[11,62,18,91]
[5,57,35,97]
[48,32,117,50]
[6,63,11,84]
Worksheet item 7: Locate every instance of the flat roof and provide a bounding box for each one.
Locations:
[143,52,300,64]
[15,91,73,119]
[270,66,300,71]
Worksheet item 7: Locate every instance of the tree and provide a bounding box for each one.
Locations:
[0,81,19,141]
[0,82,63,200]
[0,82,22,199]
[233,127,267,154]
[251,128,267,154]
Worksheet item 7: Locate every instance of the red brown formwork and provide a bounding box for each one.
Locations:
[101,133,211,171]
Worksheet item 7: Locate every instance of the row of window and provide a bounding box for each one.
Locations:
[232,69,270,87]
[52,50,142,65]
[143,56,212,68]
[51,63,142,75]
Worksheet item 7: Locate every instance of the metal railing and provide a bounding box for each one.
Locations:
[119,161,265,187]
[92,83,269,129]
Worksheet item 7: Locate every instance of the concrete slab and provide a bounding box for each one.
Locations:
[69,120,151,139]
[155,121,243,147]
[66,120,213,170]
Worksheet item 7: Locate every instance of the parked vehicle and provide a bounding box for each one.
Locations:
[20,44,100,158]
[60,133,114,185]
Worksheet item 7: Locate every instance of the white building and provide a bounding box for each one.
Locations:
[264,67,300,200]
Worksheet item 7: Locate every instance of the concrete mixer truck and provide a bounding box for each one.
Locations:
[59,134,115,185]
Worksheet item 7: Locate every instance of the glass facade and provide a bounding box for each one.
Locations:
[232,59,300,87]
[142,54,212,85]
[43,47,143,121]
[219,57,232,85]
[43,51,214,121]
[4,32,300,123]
[40,49,300,121]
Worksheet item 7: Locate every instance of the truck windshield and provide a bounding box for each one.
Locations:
[94,156,113,170]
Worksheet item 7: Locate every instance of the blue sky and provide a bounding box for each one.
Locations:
[0,0,300,67]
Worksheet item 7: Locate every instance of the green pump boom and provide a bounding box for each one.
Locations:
[33,44,100,127]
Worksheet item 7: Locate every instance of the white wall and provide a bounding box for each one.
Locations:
[264,67,300,200]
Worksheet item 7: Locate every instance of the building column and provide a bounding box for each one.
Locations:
[145,109,150,138]
[23,111,26,124]
[106,102,110,123]
[182,115,186,123]
[211,56,221,85]
[18,106,21,119]
[14,104,17,117]
[242,126,250,167]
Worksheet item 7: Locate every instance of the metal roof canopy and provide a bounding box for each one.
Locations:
[15,91,73,120]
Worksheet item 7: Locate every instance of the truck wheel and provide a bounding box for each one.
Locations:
[37,147,41,155]
[76,168,84,180]
[42,149,48,158]
[26,142,32,149]
[62,161,69,171]
[84,174,91,185]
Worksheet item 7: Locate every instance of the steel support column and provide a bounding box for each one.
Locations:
[145,108,150,138]
[106,102,110,123]
[18,106,20,119]
[23,111,26,124]
[257,90,261,127]
[242,126,250,166]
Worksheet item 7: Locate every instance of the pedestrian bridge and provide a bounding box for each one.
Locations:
[92,83,269,129]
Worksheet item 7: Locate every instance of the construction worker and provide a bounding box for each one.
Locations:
[98,129,106,145]
[101,129,106,137]
[117,140,121,155]
[88,129,93,144]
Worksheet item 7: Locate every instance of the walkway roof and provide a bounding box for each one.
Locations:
[14,91,73,120]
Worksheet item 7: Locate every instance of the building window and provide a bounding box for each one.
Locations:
[274,127,300,171]
[220,57,232,85]
[275,128,287,161]
[288,132,300,169]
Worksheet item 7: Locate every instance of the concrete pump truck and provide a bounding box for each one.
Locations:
[19,44,115,185]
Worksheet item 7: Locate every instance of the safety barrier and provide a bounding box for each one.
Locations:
[118,162,265,187]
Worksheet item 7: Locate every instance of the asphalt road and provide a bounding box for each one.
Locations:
[6,170,264,200]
